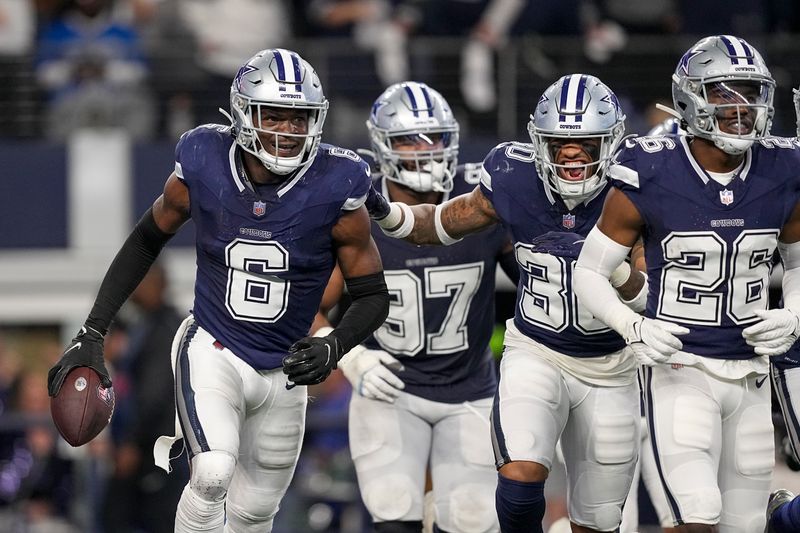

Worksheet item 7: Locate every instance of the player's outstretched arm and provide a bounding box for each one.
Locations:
[574,189,688,366]
[47,174,190,397]
[742,202,800,356]
[311,264,405,402]
[283,207,390,387]
[374,186,499,245]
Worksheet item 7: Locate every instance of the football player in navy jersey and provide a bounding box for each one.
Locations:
[317,81,519,533]
[762,85,800,533]
[574,36,800,533]
[369,75,648,533]
[46,48,389,533]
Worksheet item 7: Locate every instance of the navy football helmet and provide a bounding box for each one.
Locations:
[229,49,328,176]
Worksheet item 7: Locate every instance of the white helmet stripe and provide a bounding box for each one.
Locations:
[272,49,303,90]
[559,74,587,123]
[404,83,433,118]
[720,35,754,65]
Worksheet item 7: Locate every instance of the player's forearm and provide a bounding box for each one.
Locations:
[85,208,174,335]
[329,272,390,354]
[780,241,800,312]
[375,202,451,245]
[406,203,444,244]
[574,226,640,336]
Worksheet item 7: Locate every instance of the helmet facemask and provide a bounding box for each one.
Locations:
[370,127,459,192]
[674,75,774,155]
[529,126,624,198]
[367,82,460,193]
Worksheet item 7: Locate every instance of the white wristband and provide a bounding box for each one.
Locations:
[376,202,403,229]
[313,326,334,338]
[337,343,367,370]
[380,203,415,239]
[434,203,462,245]
[610,260,632,288]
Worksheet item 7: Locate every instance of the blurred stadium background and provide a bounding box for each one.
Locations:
[1,0,800,532]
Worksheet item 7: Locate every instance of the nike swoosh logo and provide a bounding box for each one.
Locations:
[756,375,768,388]
[64,342,81,355]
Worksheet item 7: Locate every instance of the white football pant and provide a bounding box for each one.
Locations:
[349,391,499,533]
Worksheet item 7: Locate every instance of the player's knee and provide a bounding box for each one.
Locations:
[446,484,498,533]
[681,487,722,524]
[363,473,418,521]
[189,450,236,502]
[225,502,275,533]
[591,503,623,532]
[499,460,549,482]
[374,520,422,533]
[594,414,638,465]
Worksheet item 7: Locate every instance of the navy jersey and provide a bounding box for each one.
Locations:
[611,135,800,360]
[480,142,626,357]
[363,164,508,403]
[175,124,371,369]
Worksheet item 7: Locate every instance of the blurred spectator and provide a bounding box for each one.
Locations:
[0,0,34,55]
[176,0,292,125]
[34,0,156,140]
[307,0,410,86]
[101,263,188,533]
[0,370,77,533]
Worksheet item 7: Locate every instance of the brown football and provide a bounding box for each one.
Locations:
[50,367,115,447]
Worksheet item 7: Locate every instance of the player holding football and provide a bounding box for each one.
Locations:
[370,74,647,532]
[47,48,389,533]
[574,35,800,532]
[318,81,519,533]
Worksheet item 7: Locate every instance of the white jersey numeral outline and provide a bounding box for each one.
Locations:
[657,230,778,325]
[515,244,610,334]
[225,239,290,323]
[374,263,484,356]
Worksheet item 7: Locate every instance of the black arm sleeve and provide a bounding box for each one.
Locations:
[498,249,521,286]
[330,272,390,355]
[84,208,174,335]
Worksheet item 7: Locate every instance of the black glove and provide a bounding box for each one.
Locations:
[365,185,391,220]
[47,326,112,397]
[282,335,343,387]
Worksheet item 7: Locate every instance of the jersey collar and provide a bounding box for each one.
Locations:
[679,135,752,185]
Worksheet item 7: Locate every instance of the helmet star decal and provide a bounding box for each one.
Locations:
[234,64,258,92]
[678,48,703,75]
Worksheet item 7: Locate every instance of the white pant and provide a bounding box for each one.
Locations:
[349,391,499,533]
[642,364,773,531]
[772,363,800,461]
[173,318,307,532]
[619,415,677,532]
[492,348,640,531]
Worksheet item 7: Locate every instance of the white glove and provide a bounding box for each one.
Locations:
[624,317,689,366]
[742,309,800,356]
[339,347,405,403]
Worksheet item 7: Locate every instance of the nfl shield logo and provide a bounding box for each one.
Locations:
[719,189,734,205]
[253,201,267,217]
[562,213,576,229]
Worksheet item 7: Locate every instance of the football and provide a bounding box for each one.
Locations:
[50,367,115,447]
